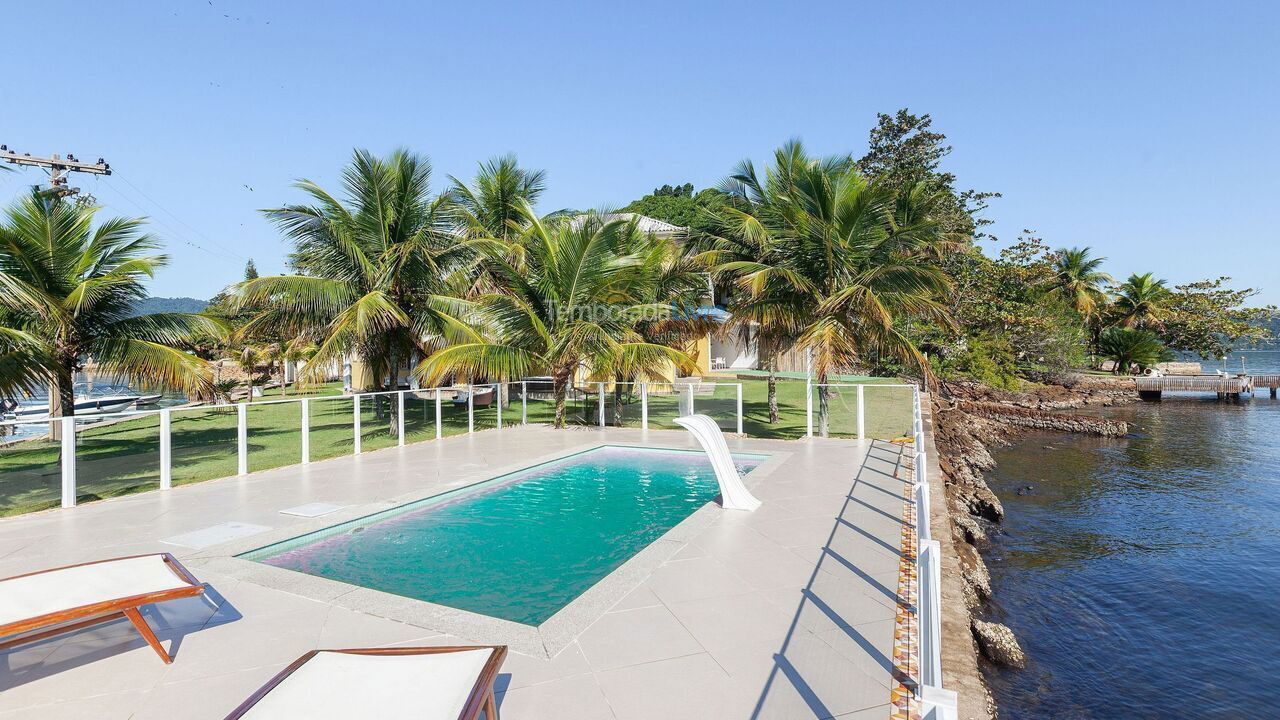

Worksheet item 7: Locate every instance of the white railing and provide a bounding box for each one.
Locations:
[910,386,958,720]
[806,382,917,439]
[0,380,750,511]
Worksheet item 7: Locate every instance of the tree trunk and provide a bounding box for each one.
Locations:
[818,383,830,438]
[767,355,779,424]
[612,377,624,427]
[48,365,76,441]
[386,350,400,436]
[553,374,568,429]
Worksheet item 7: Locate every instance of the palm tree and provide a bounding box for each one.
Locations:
[1113,272,1172,329]
[416,206,695,427]
[1050,247,1112,321]
[231,149,480,395]
[0,190,219,430]
[709,141,955,436]
[447,155,546,242]
[1098,327,1171,375]
[701,174,799,425]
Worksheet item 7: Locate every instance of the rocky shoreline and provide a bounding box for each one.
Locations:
[929,374,1136,717]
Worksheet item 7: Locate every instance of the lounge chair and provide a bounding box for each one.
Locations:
[224,645,508,719]
[452,386,495,408]
[0,552,204,664]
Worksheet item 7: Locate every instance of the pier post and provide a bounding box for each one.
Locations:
[1272,387,1277,399]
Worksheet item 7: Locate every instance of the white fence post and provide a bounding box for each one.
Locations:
[496,383,503,429]
[521,381,527,424]
[60,416,76,508]
[685,383,694,416]
[641,382,649,429]
[237,403,248,475]
[301,398,310,463]
[805,380,813,438]
[159,408,172,490]
[921,539,944,686]
[397,390,406,446]
[353,394,362,455]
[736,383,744,435]
[468,385,474,433]
[435,390,443,440]
[856,384,865,441]
[598,382,606,427]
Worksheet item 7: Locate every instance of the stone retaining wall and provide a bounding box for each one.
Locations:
[959,400,1128,437]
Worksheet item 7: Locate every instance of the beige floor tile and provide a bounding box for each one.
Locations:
[607,584,662,613]
[665,592,797,651]
[642,556,754,604]
[131,666,281,720]
[499,641,593,691]
[595,652,752,720]
[710,629,892,719]
[576,605,702,671]
[496,673,617,719]
[720,545,822,592]
[0,689,144,719]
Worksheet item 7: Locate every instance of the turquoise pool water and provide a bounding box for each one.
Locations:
[241,445,765,625]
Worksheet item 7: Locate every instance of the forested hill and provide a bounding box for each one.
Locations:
[130,297,209,316]
[1246,313,1280,348]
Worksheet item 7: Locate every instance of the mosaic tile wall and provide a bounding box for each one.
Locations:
[890,444,922,720]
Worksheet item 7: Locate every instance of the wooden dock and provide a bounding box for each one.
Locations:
[1252,374,1280,397]
[1134,374,1263,400]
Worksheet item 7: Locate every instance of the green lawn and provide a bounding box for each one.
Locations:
[0,378,913,517]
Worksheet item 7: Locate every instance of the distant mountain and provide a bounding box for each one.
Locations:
[130,297,209,316]
[1238,312,1280,349]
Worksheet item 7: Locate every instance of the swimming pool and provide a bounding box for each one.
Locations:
[240,445,765,625]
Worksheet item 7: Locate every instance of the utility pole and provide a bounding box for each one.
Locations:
[1,145,112,440]
[0,144,111,199]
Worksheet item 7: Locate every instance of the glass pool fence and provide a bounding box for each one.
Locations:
[0,378,916,516]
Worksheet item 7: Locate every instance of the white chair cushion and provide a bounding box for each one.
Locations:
[240,649,494,720]
[0,555,187,628]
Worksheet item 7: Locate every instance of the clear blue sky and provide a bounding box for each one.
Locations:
[3,1,1278,302]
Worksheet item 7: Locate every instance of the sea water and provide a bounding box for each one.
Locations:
[982,351,1280,717]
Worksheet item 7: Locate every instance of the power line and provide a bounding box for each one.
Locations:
[110,173,248,261]
[94,176,243,266]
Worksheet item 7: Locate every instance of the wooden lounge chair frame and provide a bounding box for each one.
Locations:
[0,552,204,664]
[224,645,508,720]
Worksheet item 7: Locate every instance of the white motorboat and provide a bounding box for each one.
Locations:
[5,395,146,419]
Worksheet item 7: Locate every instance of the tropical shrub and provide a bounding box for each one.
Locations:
[1098,327,1172,375]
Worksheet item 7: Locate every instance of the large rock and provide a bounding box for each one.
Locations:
[957,543,992,600]
[972,620,1026,668]
[953,511,988,547]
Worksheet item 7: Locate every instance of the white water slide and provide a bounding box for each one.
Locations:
[674,414,761,511]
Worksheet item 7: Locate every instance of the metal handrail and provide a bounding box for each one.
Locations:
[911,386,957,719]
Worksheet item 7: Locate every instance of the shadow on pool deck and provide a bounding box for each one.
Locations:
[747,439,911,719]
[0,585,240,691]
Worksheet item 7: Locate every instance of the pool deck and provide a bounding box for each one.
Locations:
[0,426,915,719]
